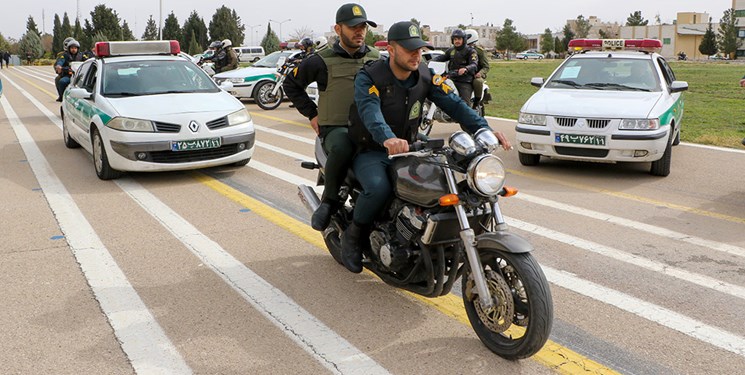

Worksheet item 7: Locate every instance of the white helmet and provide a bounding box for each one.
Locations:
[63,37,75,49]
[464,29,479,45]
[314,36,328,50]
[221,39,232,48]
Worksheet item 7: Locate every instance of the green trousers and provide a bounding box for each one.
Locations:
[319,126,356,203]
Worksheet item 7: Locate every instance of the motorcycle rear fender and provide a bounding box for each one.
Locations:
[476,231,533,254]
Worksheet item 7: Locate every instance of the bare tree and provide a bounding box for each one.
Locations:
[288,26,314,41]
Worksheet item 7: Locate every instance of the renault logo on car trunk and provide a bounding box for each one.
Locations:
[189,121,200,133]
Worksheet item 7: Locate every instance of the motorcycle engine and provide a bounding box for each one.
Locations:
[369,204,427,273]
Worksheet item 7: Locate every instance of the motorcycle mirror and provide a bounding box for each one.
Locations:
[276,56,287,67]
[427,61,447,75]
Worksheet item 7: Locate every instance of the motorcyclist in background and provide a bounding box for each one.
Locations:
[213,39,239,74]
[464,28,490,110]
[54,39,88,102]
[433,29,478,105]
[314,36,329,52]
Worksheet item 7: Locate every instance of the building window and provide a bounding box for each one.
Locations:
[663,38,671,45]
[736,10,745,18]
[739,30,745,38]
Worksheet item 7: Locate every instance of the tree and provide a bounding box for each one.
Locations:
[495,19,524,59]
[260,24,280,54]
[162,12,182,42]
[41,34,53,56]
[90,5,122,41]
[540,28,554,54]
[92,31,108,44]
[718,8,740,59]
[61,13,73,43]
[574,15,591,39]
[121,20,136,41]
[554,36,565,55]
[26,16,41,38]
[142,15,159,41]
[187,31,201,55]
[77,19,94,51]
[52,14,63,53]
[289,26,314,42]
[364,29,385,45]
[0,33,11,52]
[18,32,44,62]
[72,18,85,49]
[183,11,209,52]
[208,6,245,46]
[698,20,718,57]
[560,24,575,53]
[626,11,649,26]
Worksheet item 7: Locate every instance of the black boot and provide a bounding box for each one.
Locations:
[341,222,367,273]
[311,199,339,231]
[742,138,745,146]
[472,97,481,110]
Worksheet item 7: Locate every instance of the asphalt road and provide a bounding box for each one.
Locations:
[1,66,745,374]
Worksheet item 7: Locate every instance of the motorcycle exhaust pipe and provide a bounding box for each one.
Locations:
[297,185,321,215]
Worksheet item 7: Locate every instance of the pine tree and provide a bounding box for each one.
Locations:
[26,16,41,37]
[52,14,63,53]
[183,11,209,52]
[18,31,44,63]
[261,24,280,54]
[540,28,554,54]
[142,15,159,41]
[122,20,136,41]
[208,6,245,46]
[561,24,575,52]
[554,36,565,54]
[698,20,718,57]
[718,8,740,59]
[90,5,122,41]
[187,31,201,55]
[574,15,591,38]
[61,13,73,42]
[626,11,649,26]
[162,12,182,41]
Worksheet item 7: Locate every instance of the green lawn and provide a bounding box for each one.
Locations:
[483,59,745,149]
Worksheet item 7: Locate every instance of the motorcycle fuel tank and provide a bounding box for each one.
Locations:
[391,156,449,208]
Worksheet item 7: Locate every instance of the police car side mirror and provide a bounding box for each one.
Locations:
[68,88,92,100]
[530,77,544,88]
[669,81,688,93]
[219,81,234,90]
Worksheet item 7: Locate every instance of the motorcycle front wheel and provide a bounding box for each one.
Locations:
[462,249,553,359]
[254,80,283,110]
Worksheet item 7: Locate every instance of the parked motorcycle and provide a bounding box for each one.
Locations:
[254,56,295,110]
[420,61,491,136]
[298,130,553,359]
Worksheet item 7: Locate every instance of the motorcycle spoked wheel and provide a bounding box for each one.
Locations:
[419,101,434,136]
[254,80,283,110]
[462,249,553,359]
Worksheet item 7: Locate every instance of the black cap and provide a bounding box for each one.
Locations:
[336,3,377,27]
[387,21,433,51]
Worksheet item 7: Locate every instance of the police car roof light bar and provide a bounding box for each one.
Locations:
[94,40,181,58]
[568,38,662,53]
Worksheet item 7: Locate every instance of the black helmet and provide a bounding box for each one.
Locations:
[209,41,222,49]
[451,29,466,44]
[300,37,313,51]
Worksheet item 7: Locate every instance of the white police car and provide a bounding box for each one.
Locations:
[516,39,687,176]
[61,41,255,180]
[213,50,303,102]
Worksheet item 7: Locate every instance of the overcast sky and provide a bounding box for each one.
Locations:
[3,0,733,43]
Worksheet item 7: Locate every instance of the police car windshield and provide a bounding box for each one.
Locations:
[546,58,661,92]
[253,51,296,67]
[102,60,219,97]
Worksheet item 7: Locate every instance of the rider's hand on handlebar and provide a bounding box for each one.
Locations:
[384,138,409,155]
[310,116,320,135]
[493,131,513,151]
[458,68,467,76]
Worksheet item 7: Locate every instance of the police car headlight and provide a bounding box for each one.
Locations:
[107,117,155,132]
[467,154,506,197]
[227,109,251,125]
[519,112,546,126]
[229,78,245,84]
[619,118,660,130]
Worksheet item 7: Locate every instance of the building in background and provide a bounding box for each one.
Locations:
[620,12,718,59]
[734,0,745,58]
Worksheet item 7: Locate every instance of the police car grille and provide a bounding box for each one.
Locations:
[154,122,181,133]
[206,116,229,130]
[586,119,610,129]
[555,117,577,127]
[554,146,609,158]
[149,144,240,163]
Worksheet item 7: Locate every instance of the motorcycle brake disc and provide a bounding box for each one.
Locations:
[472,270,515,333]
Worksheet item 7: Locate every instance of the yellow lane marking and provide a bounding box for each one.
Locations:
[250,111,310,128]
[507,169,745,225]
[5,70,57,99]
[193,172,619,374]
[252,113,745,226]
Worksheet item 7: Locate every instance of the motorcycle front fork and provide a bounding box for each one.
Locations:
[443,169,494,309]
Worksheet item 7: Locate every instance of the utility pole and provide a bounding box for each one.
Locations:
[247,24,262,45]
[77,0,81,23]
[42,9,46,34]
[269,19,291,41]
[159,0,163,40]
[470,13,474,26]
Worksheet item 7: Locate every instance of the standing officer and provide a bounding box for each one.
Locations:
[54,39,86,102]
[344,21,511,273]
[433,29,479,105]
[464,28,490,110]
[283,3,379,232]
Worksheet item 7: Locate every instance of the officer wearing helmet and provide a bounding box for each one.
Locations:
[314,36,329,52]
[54,39,87,102]
[433,29,478,105]
[213,38,238,74]
[464,28,490,110]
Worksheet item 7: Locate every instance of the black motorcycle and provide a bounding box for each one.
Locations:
[298,129,553,359]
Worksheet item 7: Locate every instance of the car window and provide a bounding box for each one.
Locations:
[73,61,93,88]
[81,63,98,93]
[101,60,219,97]
[253,51,297,67]
[656,57,675,86]
[546,57,661,92]
[251,48,262,54]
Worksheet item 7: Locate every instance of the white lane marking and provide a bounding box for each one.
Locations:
[13,66,57,83]
[255,124,315,145]
[25,66,58,78]
[117,178,391,375]
[0,91,192,374]
[544,266,745,357]
[484,116,745,154]
[7,71,390,374]
[516,193,745,259]
[256,140,313,162]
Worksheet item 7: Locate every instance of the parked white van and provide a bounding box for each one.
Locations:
[234,46,265,62]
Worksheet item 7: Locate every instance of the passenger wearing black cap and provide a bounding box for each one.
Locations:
[340,21,512,273]
[433,29,479,105]
[284,3,380,233]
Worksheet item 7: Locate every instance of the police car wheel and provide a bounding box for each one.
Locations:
[518,152,540,166]
[92,128,123,180]
[672,128,680,146]
[650,133,672,177]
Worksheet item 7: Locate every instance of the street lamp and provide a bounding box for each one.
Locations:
[269,18,291,41]
[247,24,262,45]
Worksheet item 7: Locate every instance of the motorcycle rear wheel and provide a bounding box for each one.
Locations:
[462,249,553,359]
[323,221,345,265]
[254,80,283,110]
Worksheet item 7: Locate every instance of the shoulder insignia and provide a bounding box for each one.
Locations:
[369,85,379,97]
[432,74,445,86]
[441,83,453,94]
[293,67,298,77]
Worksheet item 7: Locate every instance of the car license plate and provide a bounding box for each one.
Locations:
[170,138,221,151]
[555,133,606,146]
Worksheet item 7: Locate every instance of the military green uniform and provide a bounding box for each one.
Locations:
[472,45,490,106]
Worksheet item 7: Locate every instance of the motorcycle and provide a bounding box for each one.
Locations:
[298,130,553,359]
[420,61,492,136]
[677,52,688,61]
[254,56,295,110]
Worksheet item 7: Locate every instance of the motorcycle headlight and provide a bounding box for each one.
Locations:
[227,109,251,125]
[107,117,155,132]
[449,131,477,157]
[474,128,500,153]
[467,154,506,197]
